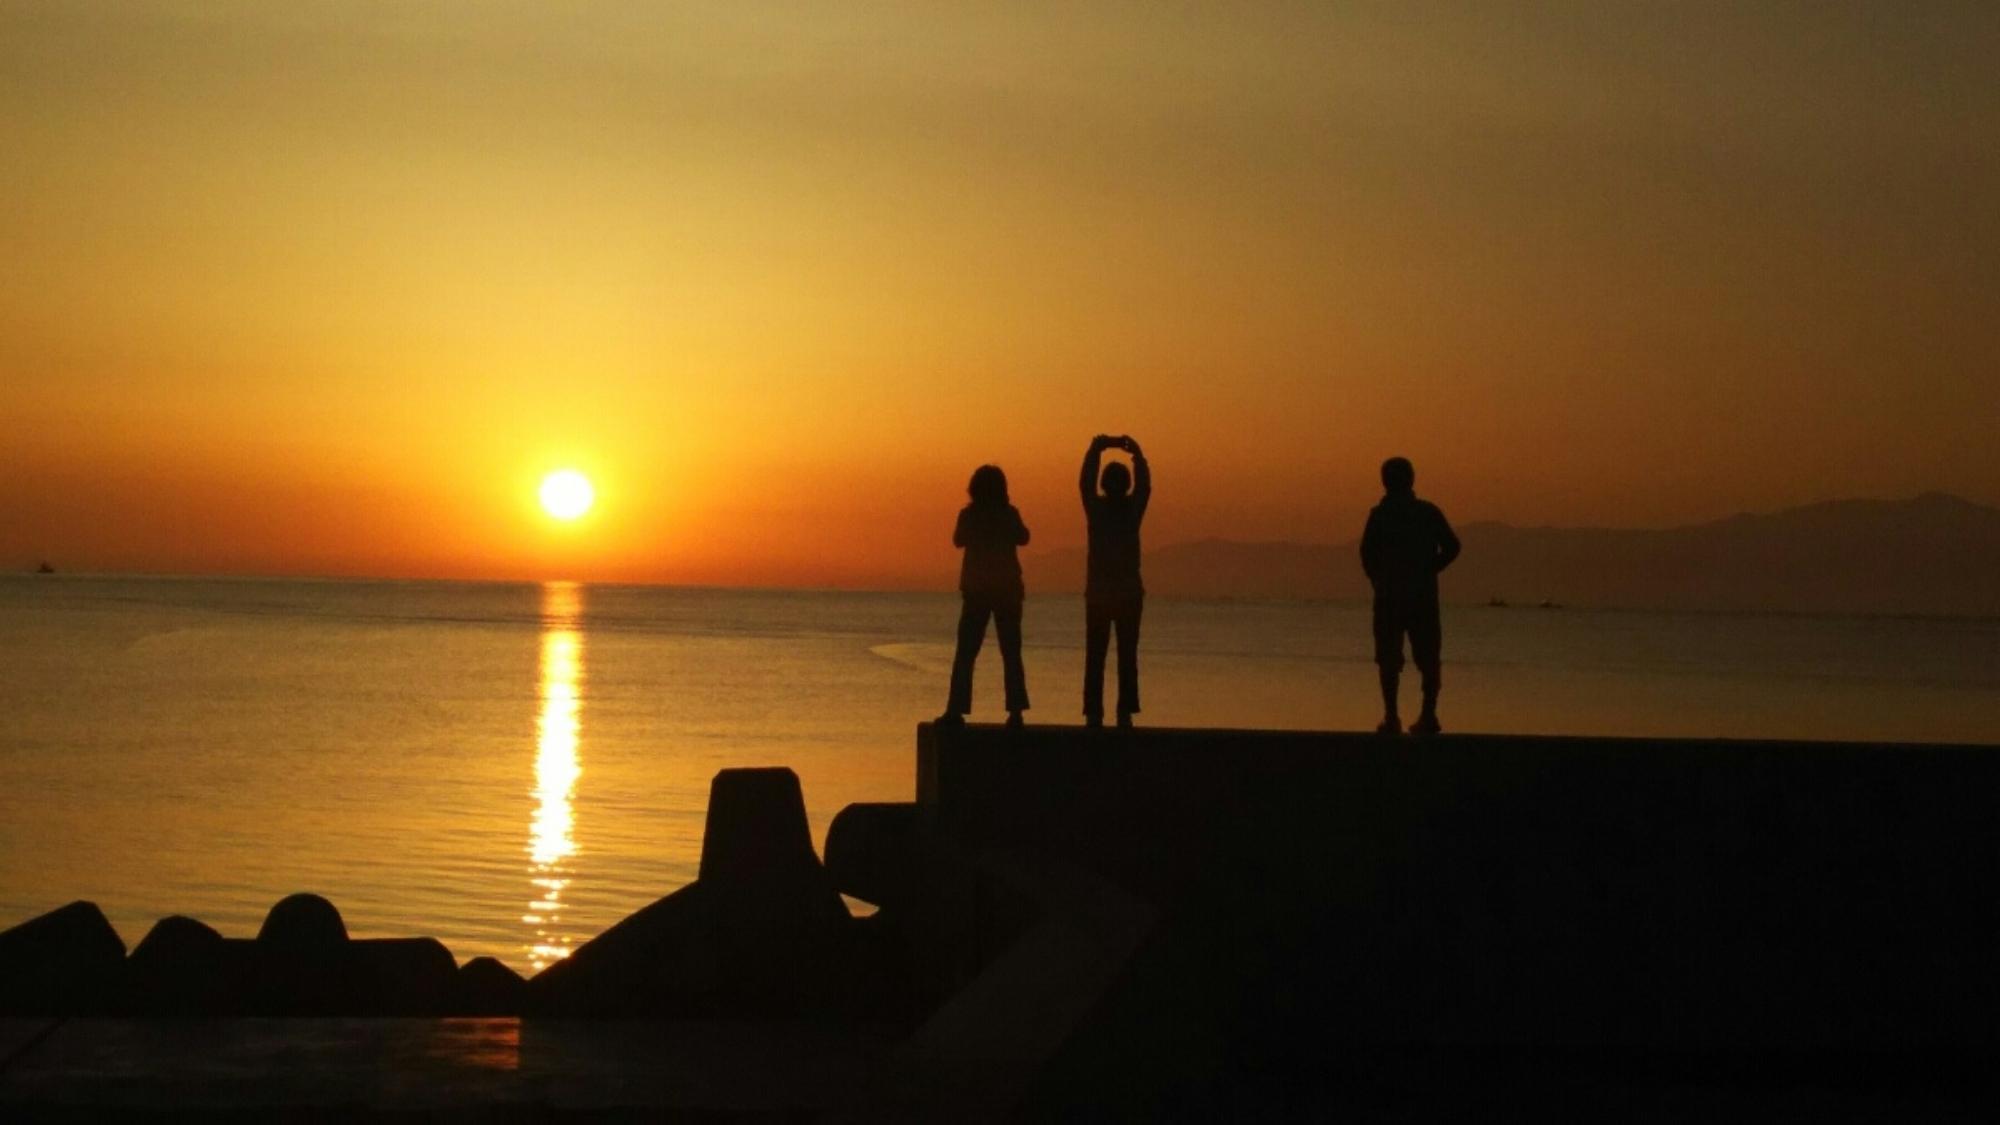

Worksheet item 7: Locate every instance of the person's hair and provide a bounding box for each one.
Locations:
[1100,461,1132,497]
[1381,457,1415,491]
[968,464,1009,506]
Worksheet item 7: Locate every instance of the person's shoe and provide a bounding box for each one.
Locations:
[1376,717,1403,736]
[1084,713,1104,729]
[1005,710,1025,729]
[934,711,965,727]
[1116,712,1134,730]
[1410,713,1441,736]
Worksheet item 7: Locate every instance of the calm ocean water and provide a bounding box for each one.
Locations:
[2,575,1995,972]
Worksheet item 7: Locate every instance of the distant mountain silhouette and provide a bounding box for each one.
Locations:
[1024,493,2000,617]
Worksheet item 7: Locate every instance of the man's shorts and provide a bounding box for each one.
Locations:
[1373,597,1441,673]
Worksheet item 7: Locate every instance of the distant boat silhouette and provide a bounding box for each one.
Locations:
[1537,599,1563,610]
[1487,596,1509,608]
[35,561,54,574]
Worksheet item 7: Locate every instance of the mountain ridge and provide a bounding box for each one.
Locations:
[1024,493,2000,617]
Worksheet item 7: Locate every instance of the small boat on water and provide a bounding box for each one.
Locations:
[1486,596,1509,608]
[35,561,54,574]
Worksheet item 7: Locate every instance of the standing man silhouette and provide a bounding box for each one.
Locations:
[1361,457,1460,735]
[940,465,1032,727]
[1080,434,1150,728]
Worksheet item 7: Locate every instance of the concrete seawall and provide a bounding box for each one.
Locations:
[835,723,2000,1113]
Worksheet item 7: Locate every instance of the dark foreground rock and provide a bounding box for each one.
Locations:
[528,883,719,1014]
[450,956,527,1016]
[118,898,458,1016]
[257,892,349,951]
[338,937,458,1016]
[825,801,918,910]
[123,915,240,1014]
[532,767,895,1018]
[698,768,858,1006]
[130,914,224,964]
[0,768,910,1021]
[0,901,126,1015]
[236,896,455,1016]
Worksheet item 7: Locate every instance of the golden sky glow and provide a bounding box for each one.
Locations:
[2,4,1995,585]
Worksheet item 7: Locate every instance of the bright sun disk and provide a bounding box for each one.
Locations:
[539,470,595,521]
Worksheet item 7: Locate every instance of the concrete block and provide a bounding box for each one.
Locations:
[699,767,823,888]
[451,956,526,1016]
[825,802,918,908]
[122,915,249,1015]
[0,901,126,1015]
[255,893,348,952]
[528,882,723,1015]
[346,937,457,1016]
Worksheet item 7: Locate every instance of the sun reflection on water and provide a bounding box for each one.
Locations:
[528,581,583,972]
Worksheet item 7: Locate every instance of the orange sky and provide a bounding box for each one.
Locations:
[3,3,1995,587]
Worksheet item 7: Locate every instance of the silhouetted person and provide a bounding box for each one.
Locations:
[1361,457,1460,735]
[1080,434,1150,728]
[940,465,1032,727]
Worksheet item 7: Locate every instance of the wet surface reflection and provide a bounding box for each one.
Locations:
[526,581,583,972]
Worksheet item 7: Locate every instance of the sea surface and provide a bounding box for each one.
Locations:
[2,575,1996,973]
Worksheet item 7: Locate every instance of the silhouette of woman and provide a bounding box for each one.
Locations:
[939,465,1031,727]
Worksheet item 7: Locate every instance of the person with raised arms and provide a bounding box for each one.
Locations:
[1079,434,1151,728]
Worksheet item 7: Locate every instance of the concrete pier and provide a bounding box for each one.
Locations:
[843,723,2000,1116]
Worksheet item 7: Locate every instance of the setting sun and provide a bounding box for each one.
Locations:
[539,470,595,521]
